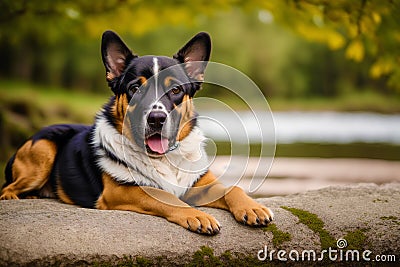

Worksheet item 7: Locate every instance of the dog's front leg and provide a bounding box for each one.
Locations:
[183,171,274,226]
[96,174,220,235]
[223,186,274,226]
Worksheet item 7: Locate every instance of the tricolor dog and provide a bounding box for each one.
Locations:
[1,31,273,235]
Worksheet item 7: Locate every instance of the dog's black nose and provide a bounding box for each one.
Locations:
[147,111,167,129]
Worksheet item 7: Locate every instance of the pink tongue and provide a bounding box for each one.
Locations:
[147,135,169,154]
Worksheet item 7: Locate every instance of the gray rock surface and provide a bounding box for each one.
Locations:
[1,183,399,266]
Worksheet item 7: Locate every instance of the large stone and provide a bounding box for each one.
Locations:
[0,183,399,266]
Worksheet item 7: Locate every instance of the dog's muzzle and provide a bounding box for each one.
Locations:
[147,110,167,130]
[145,110,168,154]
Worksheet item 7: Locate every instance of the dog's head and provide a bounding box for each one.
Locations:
[101,31,211,157]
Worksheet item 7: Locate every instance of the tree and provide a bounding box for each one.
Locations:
[258,0,400,91]
[1,0,399,91]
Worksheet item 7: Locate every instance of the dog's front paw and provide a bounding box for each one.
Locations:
[168,208,221,235]
[231,203,274,226]
[0,191,19,200]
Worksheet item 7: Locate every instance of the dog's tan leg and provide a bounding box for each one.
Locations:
[96,174,221,235]
[183,171,274,226]
[223,186,274,226]
[0,139,56,200]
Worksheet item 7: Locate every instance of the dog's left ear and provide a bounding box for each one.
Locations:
[173,32,211,81]
[101,30,137,81]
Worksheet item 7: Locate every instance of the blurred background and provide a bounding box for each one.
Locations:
[1,0,399,195]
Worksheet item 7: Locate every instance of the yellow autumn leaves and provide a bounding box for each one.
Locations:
[346,40,364,62]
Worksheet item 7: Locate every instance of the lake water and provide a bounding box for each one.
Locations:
[197,111,400,144]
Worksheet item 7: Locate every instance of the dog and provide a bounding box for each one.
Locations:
[0,31,273,235]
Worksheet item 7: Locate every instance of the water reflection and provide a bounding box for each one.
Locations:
[198,111,400,144]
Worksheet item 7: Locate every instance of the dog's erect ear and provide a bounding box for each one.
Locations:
[101,30,136,81]
[173,32,211,81]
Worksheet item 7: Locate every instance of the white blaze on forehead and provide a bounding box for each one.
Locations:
[153,57,159,75]
[153,57,159,99]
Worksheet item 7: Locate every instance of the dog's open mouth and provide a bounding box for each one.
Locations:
[145,134,169,155]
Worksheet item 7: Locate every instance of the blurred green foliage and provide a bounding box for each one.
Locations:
[0,0,399,97]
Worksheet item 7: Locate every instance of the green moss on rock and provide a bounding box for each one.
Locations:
[343,229,368,250]
[187,246,222,267]
[380,216,400,225]
[187,246,276,267]
[94,255,154,267]
[281,206,336,250]
[263,223,291,248]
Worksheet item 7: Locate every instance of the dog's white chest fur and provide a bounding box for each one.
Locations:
[93,117,209,198]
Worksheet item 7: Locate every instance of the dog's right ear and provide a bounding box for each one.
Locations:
[173,32,211,82]
[101,31,137,81]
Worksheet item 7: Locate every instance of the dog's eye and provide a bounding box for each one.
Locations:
[128,85,139,96]
[170,86,182,95]
[129,85,139,93]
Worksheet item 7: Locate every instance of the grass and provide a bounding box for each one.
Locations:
[197,84,400,113]
[269,91,400,114]
[0,80,109,124]
[213,142,400,161]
